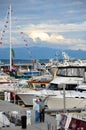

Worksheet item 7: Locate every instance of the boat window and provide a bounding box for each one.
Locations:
[35,84,44,90]
[47,83,58,90]
[65,84,76,90]
[22,84,30,88]
[35,84,42,89]
[41,84,46,88]
[17,84,22,88]
[17,83,30,88]
[57,67,84,77]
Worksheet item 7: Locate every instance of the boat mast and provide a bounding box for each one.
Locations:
[9,4,12,71]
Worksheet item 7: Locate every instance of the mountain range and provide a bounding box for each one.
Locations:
[0,46,86,60]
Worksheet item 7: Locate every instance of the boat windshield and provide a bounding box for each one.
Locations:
[47,83,59,90]
[17,83,30,88]
[47,83,77,90]
[57,67,85,77]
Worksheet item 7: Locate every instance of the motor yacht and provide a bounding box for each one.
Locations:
[43,65,86,110]
[15,65,86,110]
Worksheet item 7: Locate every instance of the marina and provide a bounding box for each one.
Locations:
[0,59,86,129]
[0,1,86,130]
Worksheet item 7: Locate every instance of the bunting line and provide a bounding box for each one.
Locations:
[0,6,10,44]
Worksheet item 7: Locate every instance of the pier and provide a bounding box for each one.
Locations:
[1,116,57,130]
[0,100,57,130]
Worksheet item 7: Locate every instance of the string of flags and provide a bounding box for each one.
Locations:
[20,31,28,46]
[20,31,39,63]
[20,31,33,59]
[0,6,10,44]
[0,6,34,63]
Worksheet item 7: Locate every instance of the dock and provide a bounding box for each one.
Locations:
[0,100,57,130]
[1,114,57,130]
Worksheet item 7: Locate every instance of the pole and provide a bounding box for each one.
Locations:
[14,82,17,104]
[63,84,66,113]
[9,4,12,71]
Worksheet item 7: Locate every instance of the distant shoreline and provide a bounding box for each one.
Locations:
[0,59,50,64]
[0,58,86,65]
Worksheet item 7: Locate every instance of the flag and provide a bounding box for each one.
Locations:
[0,41,2,44]
[36,59,39,63]
[11,48,15,58]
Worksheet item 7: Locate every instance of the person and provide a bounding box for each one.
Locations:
[39,96,47,122]
[33,99,40,122]
[20,104,27,130]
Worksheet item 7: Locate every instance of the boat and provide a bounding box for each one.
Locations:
[55,51,86,67]
[16,64,86,110]
[15,73,53,106]
[45,90,86,110]
[43,65,86,110]
[0,71,18,92]
[56,111,86,130]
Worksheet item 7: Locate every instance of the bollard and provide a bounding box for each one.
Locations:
[27,110,31,126]
[47,122,51,130]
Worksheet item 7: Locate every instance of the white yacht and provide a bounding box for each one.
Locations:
[44,66,86,110]
[16,65,86,110]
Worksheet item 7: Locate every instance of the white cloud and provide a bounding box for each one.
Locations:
[27,30,86,46]
[29,31,49,42]
[22,21,86,50]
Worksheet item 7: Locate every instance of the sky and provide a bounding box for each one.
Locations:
[0,0,86,50]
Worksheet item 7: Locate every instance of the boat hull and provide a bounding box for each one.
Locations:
[17,93,40,106]
[45,96,86,110]
[17,92,86,111]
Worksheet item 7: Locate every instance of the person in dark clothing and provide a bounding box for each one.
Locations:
[39,96,48,122]
[20,104,27,130]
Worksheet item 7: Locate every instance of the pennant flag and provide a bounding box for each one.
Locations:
[3,30,5,33]
[6,21,8,23]
[0,41,2,44]
[20,32,23,34]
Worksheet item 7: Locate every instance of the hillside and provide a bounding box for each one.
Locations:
[0,47,86,60]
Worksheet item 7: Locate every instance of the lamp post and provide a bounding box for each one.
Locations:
[63,84,66,113]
